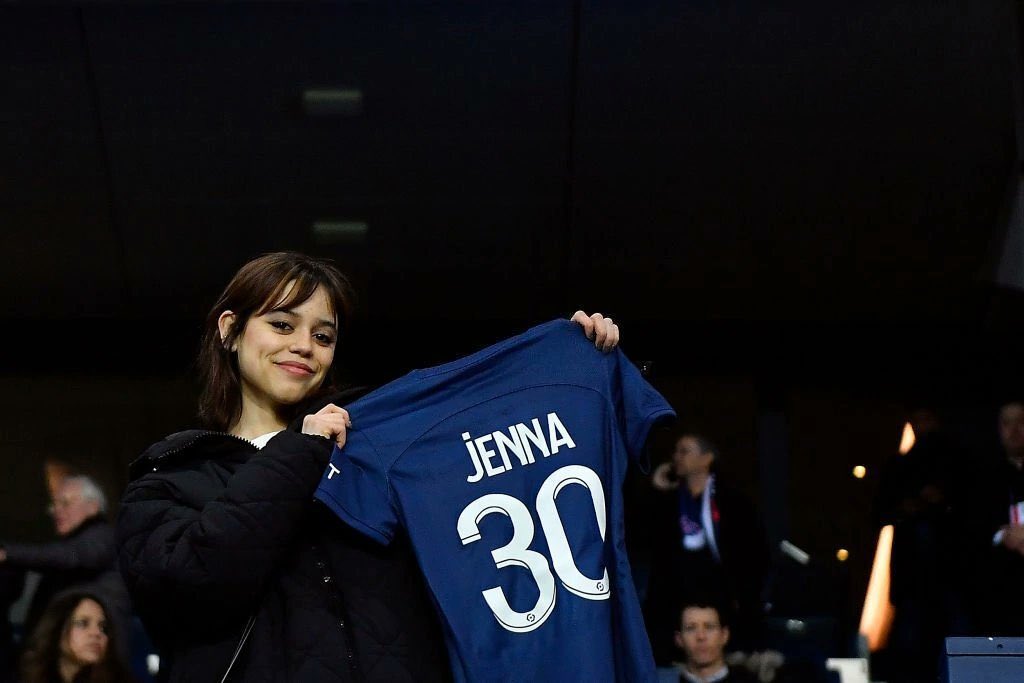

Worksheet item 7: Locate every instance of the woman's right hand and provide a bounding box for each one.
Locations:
[301,403,352,448]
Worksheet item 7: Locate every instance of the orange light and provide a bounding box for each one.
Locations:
[859,525,895,651]
[898,422,916,455]
[852,466,866,479]
[836,549,849,562]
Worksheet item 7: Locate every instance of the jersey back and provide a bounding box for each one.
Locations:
[315,320,675,682]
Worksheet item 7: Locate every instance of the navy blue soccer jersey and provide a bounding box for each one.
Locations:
[315,319,675,682]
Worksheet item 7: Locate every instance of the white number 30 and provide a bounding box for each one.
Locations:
[456,465,610,633]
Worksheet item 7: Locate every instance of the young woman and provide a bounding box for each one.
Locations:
[20,591,134,683]
[116,252,619,682]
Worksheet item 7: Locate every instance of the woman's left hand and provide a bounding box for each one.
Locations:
[570,311,620,352]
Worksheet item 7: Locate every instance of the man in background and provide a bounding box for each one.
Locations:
[675,598,757,683]
[645,434,769,665]
[961,400,1024,635]
[874,405,963,681]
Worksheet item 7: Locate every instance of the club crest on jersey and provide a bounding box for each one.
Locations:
[463,412,576,483]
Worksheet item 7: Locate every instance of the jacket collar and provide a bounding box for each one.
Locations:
[127,430,256,481]
[129,386,372,482]
[67,513,108,536]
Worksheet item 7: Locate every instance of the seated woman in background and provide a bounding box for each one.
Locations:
[19,591,133,683]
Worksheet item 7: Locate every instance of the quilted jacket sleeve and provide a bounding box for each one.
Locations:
[116,430,331,612]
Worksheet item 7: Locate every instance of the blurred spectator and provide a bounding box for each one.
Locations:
[674,598,757,683]
[0,476,131,664]
[19,590,133,683]
[874,407,955,527]
[960,400,1024,635]
[645,434,769,666]
[872,405,962,682]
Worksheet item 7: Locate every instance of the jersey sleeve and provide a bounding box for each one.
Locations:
[612,350,676,461]
[314,429,399,545]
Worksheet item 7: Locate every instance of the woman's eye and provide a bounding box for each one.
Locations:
[269,320,292,331]
[314,333,335,346]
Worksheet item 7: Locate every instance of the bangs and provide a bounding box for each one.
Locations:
[254,268,337,321]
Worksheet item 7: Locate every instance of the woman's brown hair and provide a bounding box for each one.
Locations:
[19,591,133,683]
[197,252,356,431]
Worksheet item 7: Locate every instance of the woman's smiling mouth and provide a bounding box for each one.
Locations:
[276,361,315,376]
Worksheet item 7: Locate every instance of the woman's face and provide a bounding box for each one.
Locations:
[61,599,108,667]
[224,284,337,416]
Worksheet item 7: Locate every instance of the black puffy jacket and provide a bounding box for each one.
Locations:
[116,401,450,682]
